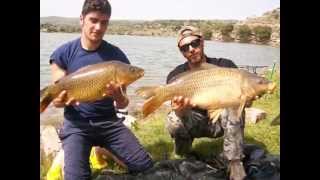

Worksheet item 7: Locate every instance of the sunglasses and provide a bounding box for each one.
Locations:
[179,38,201,52]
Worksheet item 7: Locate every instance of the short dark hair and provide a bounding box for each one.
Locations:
[81,0,111,16]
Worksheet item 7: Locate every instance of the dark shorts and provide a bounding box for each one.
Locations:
[59,118,153,180]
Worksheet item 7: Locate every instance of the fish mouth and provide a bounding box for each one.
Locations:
[138,70,145,78]
[267,82,277,93]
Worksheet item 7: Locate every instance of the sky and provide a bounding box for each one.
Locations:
[40,0,280,20]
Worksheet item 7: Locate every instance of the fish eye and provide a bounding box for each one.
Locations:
[129,67,136,72]
[258,78,269,84]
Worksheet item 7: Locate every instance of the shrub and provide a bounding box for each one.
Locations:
[202,27,213,40]
[220,23,234,36]
[237,25,252,43]
[253,26,272,42]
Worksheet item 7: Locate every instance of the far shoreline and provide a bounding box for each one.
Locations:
[40,31,280,48]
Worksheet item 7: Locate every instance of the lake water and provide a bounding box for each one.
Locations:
[40,32,280,122]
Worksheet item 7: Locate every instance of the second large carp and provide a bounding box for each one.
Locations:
[136,64,276,120]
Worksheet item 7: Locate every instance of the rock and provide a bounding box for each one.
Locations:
[40,125,61,157]
[245,108,267,124]
[116,108,137,128]
[122,115,137,128]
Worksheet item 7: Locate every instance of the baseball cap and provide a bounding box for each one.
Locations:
[177,26,203,46]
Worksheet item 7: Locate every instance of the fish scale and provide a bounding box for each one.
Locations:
[60,71,109,101]
[171,73,240,108]
[168,69,241,97]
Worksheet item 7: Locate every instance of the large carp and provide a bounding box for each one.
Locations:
[40,61,144,113]
[136,63,276,120]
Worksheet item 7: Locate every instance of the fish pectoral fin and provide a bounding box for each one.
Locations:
[237,96,247,120]
[119,85,126,97]
[208,109,223,123]
[135,86,158,99]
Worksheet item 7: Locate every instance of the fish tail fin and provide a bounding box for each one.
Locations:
[40,85,59,113]
[135,86,159,99]
[136,86,166,118]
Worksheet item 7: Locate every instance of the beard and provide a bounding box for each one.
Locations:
[188,52,203,64]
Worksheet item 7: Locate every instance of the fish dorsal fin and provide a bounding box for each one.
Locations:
[199,62,219,69]
[208,109,224,123]
[168,62,218,84]
[168,71,194,84]
[54,76,67,84]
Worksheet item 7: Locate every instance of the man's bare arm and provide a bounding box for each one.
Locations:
[51,63,66,84]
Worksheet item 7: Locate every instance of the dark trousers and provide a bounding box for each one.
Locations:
[166,107,245,161]
[59,118,153,180]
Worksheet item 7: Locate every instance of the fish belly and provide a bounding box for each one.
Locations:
[190,80,242,110]
[60,75,111,102]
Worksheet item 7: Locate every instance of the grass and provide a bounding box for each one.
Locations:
[40,148,55,180]
[245,67,280,154]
